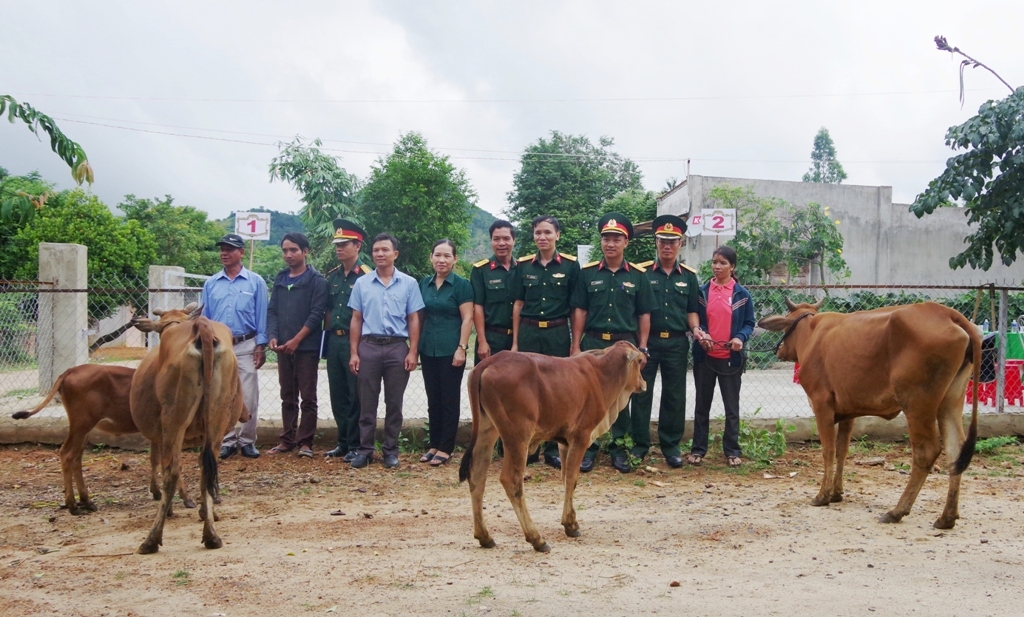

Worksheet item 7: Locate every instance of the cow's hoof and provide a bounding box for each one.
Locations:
[478,538,496,549]
[877,511,902,524]
[68,506,86,516]
[151,491,162,501]
[213,496,222,505]
[203,536,223,549]
[533,542,551,553]
[183,498,196,509]
[213,511,221,522]
[137,541,160,555]
[810,495,831,507]
[933,517,957,530]
[830,493,844,503]
[564,527,581,538]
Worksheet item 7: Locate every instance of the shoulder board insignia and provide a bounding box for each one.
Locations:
[637,260,655,269]
[583,260,601,269]
[629,261,647,272]
[517,254,536,263]
[359,264,372,274]
[559,252,577,262]
[680,263,697,274]
[326,264,342,276]
[473,258,490,268]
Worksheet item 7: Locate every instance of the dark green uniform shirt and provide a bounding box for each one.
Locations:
[514,252,579,319]
[571,260,656,333]
[419,272,473,357]
[639,260,701,334]
[326,260,371,330]
[470,255,517,328]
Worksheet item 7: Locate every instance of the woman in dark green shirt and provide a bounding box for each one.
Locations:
[418,239,474,466]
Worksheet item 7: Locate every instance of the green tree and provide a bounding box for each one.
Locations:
[802,127,847,184]
[506,132,643,255]
[269,137,360,267]
[119,194,225,274]
[911,38,1020,270]
[360,132,475,279]
[586,189,658,264]
[1,95,93,225]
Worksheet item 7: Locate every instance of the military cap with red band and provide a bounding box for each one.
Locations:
[332,218,367,244]
[652,214,687,239]
[598,211,633,239]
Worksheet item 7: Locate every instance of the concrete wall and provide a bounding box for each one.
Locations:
[658,175,1024,286]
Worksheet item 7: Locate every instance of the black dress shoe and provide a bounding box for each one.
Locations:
[526,450,540,465]
[240,443,260,458]
[324,445,347,458]
[383,454,400,469]
[350,452,373,469]
[580,456,596,473]
[219,445,238,460]
[612,454,632,473]
[544,455,562,470]
[665,455,684,469]
[343,451,357,463]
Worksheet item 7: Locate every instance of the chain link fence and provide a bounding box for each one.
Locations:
[3,276,1022,428]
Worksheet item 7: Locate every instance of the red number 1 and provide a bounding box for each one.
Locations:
[247,220,257,232]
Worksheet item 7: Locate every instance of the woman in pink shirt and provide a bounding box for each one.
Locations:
[689,246,756,467]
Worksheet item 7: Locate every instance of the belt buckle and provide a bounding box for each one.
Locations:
[660,331,669,339]
[601,333,611,341]
[538,321,548,328]
[375,336,388,344]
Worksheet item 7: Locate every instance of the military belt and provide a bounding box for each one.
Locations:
[521,317,568,329]
[585,330,637,342]
[484,325,513,336]
[655,330,688,339]
[332,329,349,336]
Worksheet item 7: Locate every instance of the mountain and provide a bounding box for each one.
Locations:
[464,205,498,262]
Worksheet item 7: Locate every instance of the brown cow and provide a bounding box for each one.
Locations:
[758,300,980,529]
[130,314,246,554]
[458,341,647,552]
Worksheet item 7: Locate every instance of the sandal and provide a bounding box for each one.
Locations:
[727,456,743,467]
[419,450,437,463]
[266,444,293,455]
[297,446,314,458]
[429,453,451,467]
[686,454,703,466]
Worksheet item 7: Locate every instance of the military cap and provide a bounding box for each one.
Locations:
[652,214,687,239]
[332,219,367,244]
[598,212,633,239]
[216,233,246,249]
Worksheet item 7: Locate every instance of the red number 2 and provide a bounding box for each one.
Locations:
[711,215,725,230]
[247,220,257,232]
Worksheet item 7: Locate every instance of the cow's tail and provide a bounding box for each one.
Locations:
[12,370,67,419]
[196,319,219,495]
[952,310,981,475]
[458,364,485,483]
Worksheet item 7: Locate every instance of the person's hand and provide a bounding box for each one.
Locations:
[349,354,360,376]
[700,336,713,352]
[268,338,278,351]
[509,343,518,353]
[404,351,418,372]
[730,337,744,352]
[278,338,300,355]
[453,347,467,367]
[477,341,491,360]
[253,345,266,370]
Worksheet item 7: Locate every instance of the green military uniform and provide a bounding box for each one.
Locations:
[470,255,517,361]
[325,219,371,456]
[630,259,701,459]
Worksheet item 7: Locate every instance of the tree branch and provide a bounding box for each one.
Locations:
[934,36,1015,106]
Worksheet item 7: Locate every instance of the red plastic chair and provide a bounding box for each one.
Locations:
[793,362,801,384]
[1004,360,1024,406]
[966,378,996,405]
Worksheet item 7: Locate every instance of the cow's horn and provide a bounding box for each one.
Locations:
[184,302,198,313]
[152,308,165,317]
[784,297,797,311]
[812,298,825,311]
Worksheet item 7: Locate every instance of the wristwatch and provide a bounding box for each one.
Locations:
[638,347,649,355]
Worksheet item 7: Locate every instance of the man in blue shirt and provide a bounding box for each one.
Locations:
[203,234,269,460]
[348,233,425,469]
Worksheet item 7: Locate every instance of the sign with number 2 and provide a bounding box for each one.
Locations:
[699,208,736,236]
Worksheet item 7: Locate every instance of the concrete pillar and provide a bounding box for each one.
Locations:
[37,243,88,392]
[148,266,185,347]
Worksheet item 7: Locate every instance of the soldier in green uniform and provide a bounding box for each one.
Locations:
[323,219,372,461]
[570,212,655,473]
[631,215,704,468]
[470,220,518,362]
[511,215,579,469]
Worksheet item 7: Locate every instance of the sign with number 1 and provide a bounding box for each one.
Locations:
[235,212,271,241]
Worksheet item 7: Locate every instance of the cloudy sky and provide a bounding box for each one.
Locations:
[2,0,1022,220]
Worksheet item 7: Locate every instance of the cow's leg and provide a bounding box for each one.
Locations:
[831,418,855,503]
[811,405,837,506]
[138,433,183,554]
[148,443,162,501]
[468,420,500,549]
[59,430,92,515]
[560,441,588,537]
[934,388,969,529]
[177,477,196,509]
[499,444,548,552]
[879,410,941,525]
[199,442,223,549]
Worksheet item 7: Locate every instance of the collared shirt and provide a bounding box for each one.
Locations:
[706,278,736,359]
[515,252,579,320]
[646,262,701,333]
[419,272,473,357]
[348,267,425,337]
[327,259,370,330]
[201,267,269,345]
[571,260,656,333]
[470,255,516,327]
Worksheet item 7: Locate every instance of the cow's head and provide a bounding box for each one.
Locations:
[757,298,824,361]
[613,340,647,394]
[131,303,202,334]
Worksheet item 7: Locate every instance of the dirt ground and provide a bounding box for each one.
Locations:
[1,441,1023,617]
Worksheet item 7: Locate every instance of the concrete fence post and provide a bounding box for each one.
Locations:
[37,243,88,393]
[148,266,185,348]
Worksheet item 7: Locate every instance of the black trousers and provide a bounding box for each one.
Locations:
[421,354,465,454]
[278,350,320,449]
[691,357,743,458]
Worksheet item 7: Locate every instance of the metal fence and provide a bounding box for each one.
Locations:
[2,278,1023,428]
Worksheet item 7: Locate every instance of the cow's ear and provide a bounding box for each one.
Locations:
[758,315,789,332]
[626,349,643,363]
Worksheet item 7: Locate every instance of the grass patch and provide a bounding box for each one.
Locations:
[172,567,190,586]
[4,387,36,397]
[975,435,1019,454]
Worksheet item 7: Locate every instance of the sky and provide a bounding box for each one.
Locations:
[2,0,1023,221]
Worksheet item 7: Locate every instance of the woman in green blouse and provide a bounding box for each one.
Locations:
[418,239,474,466]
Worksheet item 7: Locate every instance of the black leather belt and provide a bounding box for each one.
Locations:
[654,330,688,339]
[485,325,513,336]
[522,317,568,329]
[585,330,636,342]
[332,329,349,336]
[361,335,406,345]
[232,331,256,345]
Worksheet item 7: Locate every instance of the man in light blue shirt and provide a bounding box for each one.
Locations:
[348,233,424,469]
[202,234,269,459]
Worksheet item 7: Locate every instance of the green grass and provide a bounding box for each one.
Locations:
[4,387,36,397]
[975,435,1019,454]
[172,567,190,586]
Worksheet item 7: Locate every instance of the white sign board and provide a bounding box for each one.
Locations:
[698,208,736,236]
[234,211,271,241]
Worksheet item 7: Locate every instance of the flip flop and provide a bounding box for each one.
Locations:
[429,453,451,466]
[727,456,743,467]
[266,444,292,455]
[419,451,437,463]
[298,446,314,458]
[686,454,703,466]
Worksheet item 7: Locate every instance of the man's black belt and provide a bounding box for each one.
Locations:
[232,331,256,345]
[484,325,513,336]
[522,317,568,329]
[361,335,406,345]
[654,330,688,339]
[585,330,637,342]
[332,329,349,336]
